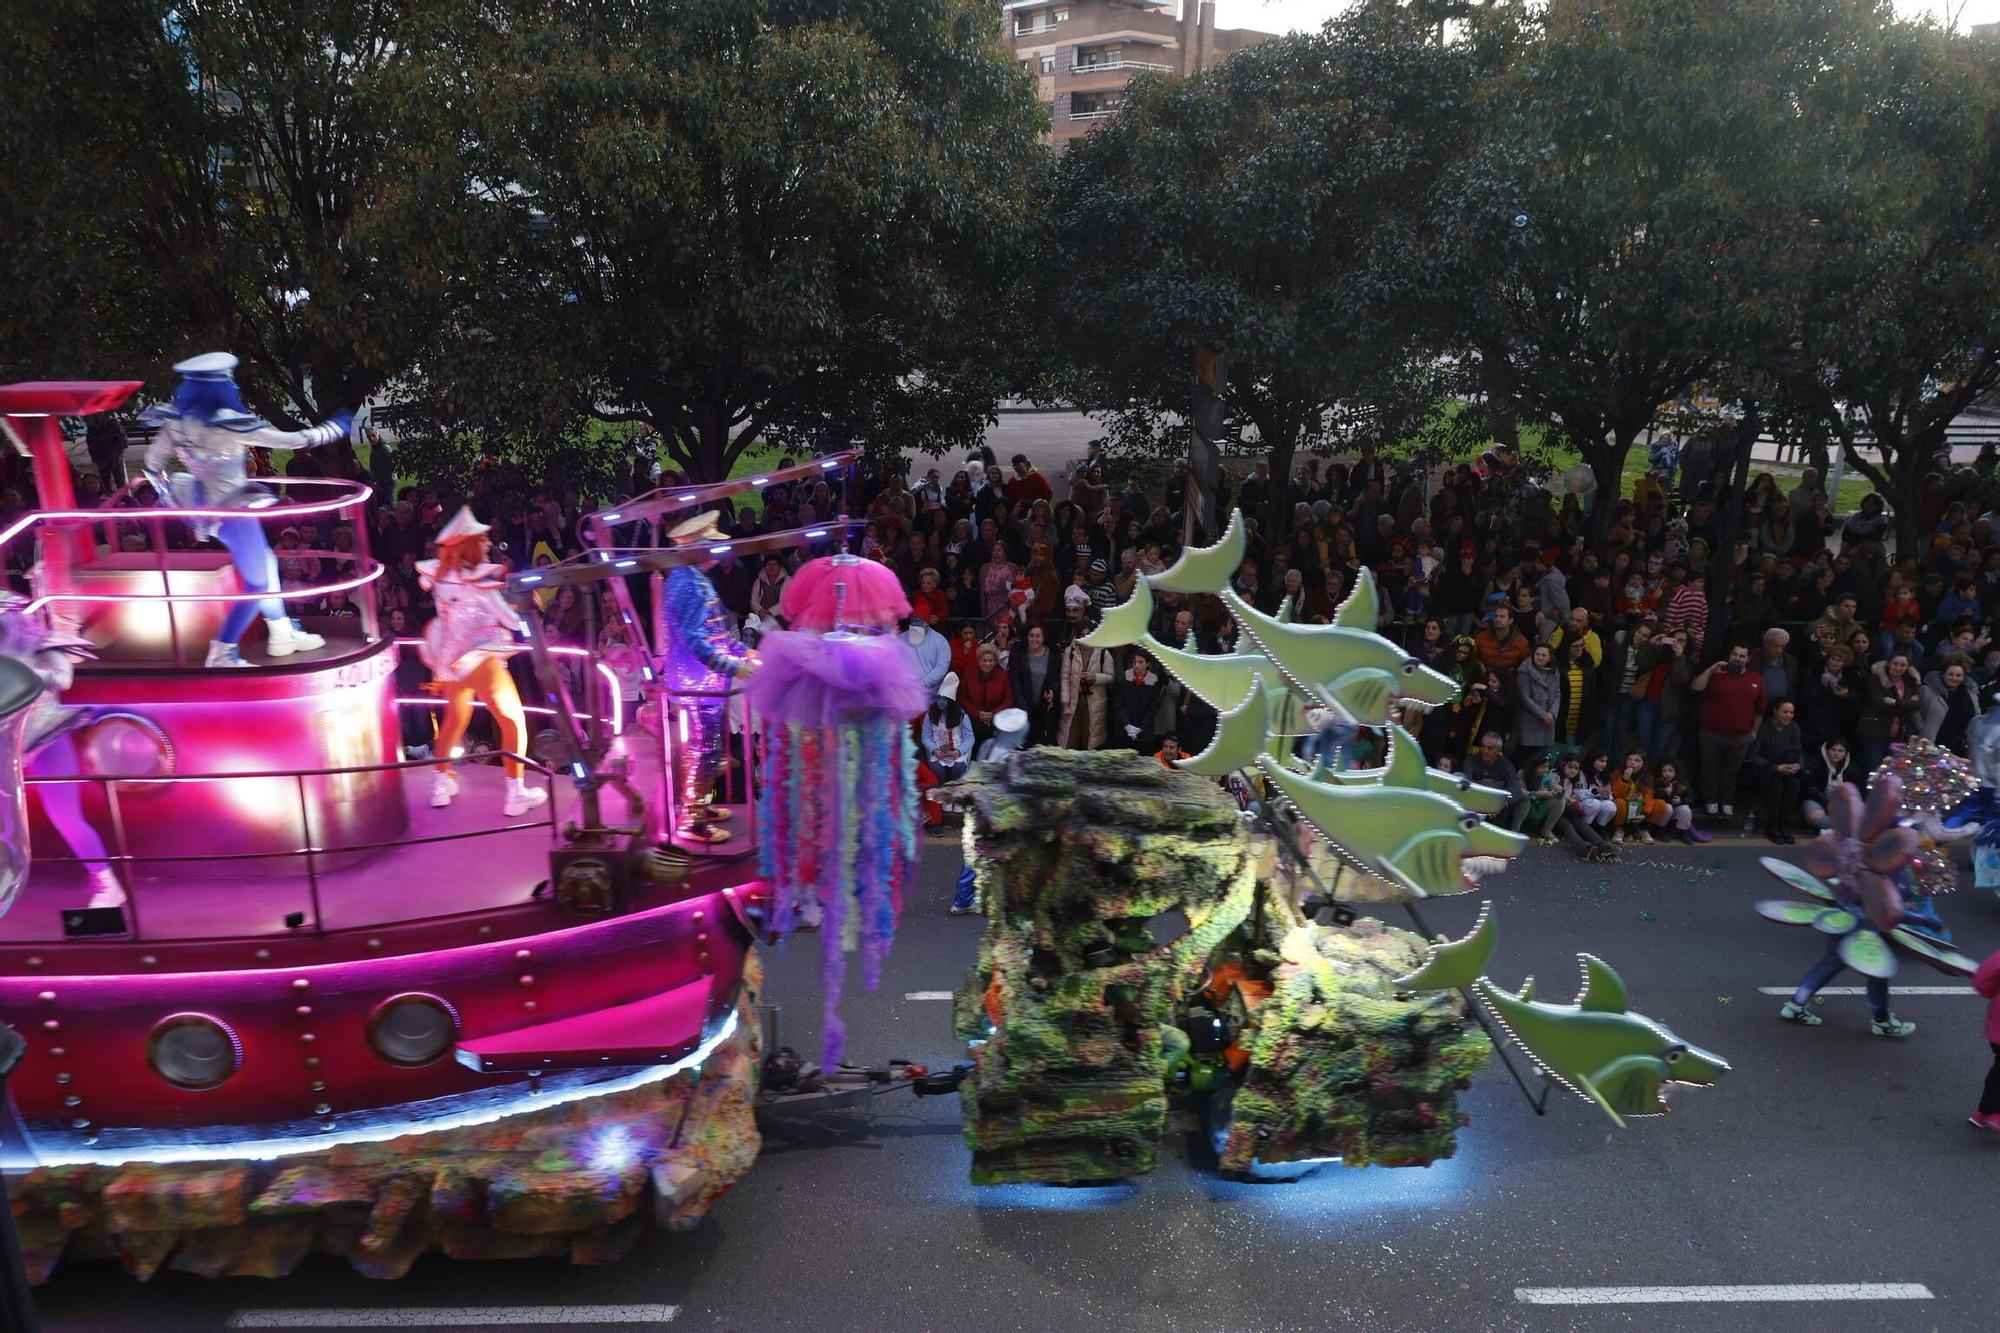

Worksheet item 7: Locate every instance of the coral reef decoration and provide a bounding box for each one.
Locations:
[11,961,765,1284]
[1871,738,1978,816]
[948,748,1494,1182]
[951,750,1258,1185]
[747,561,926,1070]
[1213,918,1490,1171]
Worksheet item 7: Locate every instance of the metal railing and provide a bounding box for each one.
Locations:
[1069,107,1122,120]
[0,478,383,666]
[25,751,560,944]
[1071,59,1173,74]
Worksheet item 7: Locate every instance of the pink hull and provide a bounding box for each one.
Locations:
[0,877,766,1161]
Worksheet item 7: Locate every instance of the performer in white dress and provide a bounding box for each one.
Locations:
[418,507,547,818]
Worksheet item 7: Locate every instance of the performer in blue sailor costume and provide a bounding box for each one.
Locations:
[140,352,356,667]
[661,510,758,844]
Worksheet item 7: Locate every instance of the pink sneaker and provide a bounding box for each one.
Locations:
[1970,1112,2000,1133]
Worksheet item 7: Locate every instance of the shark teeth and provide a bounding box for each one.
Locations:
[1461,855,1511,884]
[1398,699,1436,715]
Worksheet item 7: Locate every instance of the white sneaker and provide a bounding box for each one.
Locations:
[1611,828,1626,844]
[86,867,127,910]
[1704,803,1718,817]
[1721,804,1734,819]
[430,771,459,808]
[503,779,548,818]
[205,639,250,668]
[1638,829,1656,844]
[263,616,326,658]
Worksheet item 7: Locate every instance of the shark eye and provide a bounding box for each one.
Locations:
[1401,659,1420,676]
[1663,1044,1686,1065]
[1458,813,1480,832]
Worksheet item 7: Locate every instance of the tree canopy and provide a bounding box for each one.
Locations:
[370,0,1047,485]
[1042,8,1489,543]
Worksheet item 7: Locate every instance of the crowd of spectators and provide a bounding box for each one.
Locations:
[21,414,1994,858]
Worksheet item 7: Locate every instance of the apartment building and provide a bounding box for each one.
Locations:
[1003,0,1278,148]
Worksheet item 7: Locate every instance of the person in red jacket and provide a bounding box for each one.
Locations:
[1689,642,1767,819]
[962,641,1015,743]
[1004,453,1054,508]
[1972,947,2000,1131]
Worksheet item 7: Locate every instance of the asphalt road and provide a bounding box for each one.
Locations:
[31,837,2000,1332]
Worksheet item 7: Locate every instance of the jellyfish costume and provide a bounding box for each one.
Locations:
[746,555,925,1067]
[140,352,353,667]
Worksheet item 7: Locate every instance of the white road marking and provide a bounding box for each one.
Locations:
[1756,986,1975,996]
[229,1307,679,1328]
[903,990,954,1001]
[1515,1284,1933,1305]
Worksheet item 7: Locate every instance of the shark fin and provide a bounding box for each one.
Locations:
[1574,953,1630,1013]
[1572,1071,1630,1129]
[1333,568,1378,631]
[1151,510,1246,593]
[1382,724,1427,790]
[1176,675,1271,777]
[1080,578,1155,649]
[1584,1055,1668,1121]
[1390,901,1496,991]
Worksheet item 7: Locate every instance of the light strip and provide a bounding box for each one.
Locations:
[25,563,383,611]
[27,1011,736,1168]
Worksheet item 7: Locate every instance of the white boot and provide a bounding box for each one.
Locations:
[205,639,250,668]
[430,770,459,809]
[264,616,326,658]
[503,776,548,818]
[86,867,127,910]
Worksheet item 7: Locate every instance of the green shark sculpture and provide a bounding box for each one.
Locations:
[1255,736,1525,899]
[1084,539,1454,728]
[1393,905,1730,1126]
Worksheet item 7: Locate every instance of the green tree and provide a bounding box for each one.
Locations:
[0,0,440,435]
[1429,0,1838,537]
[1767,17,2000,558]
[1042,11,1488,544]
[372,0,1046,485]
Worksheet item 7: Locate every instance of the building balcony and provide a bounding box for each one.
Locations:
[1071,58,1175,74]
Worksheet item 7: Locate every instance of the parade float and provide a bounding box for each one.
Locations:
[950,514,1731,1182]
[0,377,910,1282]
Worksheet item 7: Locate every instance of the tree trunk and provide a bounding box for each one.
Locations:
[1705,406,1761,665]
[1584,436,1628,544]
[1261,427,1301,553]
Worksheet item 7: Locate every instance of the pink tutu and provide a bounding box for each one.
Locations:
[780,556,910,632]
[746,630,928,727]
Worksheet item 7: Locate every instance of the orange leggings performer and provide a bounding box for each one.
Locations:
[432,657,528,781]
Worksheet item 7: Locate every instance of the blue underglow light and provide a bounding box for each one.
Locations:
[25,1012,738,1169]
[973,1180,1142,1213]
[584,1124,641,1174]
